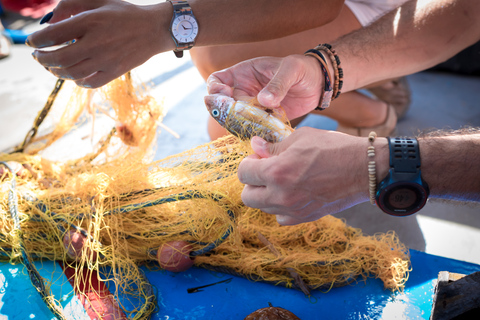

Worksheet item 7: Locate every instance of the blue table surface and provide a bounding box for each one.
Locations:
[1,249,480,319]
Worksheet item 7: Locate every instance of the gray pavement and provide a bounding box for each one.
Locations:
[1,28,479,265]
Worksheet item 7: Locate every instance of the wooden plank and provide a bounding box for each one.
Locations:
[431,271,480,319]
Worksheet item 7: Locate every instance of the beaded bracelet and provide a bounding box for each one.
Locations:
[315,44,343,100]
[304,49,333,111]
[367,131,377,205]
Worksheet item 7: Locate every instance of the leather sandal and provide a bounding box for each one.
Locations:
[336,104,397,137]
[367,77,411,120]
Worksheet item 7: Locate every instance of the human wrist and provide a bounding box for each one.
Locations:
[375,137,390,184]
[418,133,480,200]
[146,2,177,55]
[303,50,332,111]
[361,136,389,201]
[304,43,343,111]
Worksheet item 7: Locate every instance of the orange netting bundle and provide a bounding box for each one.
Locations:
[0,74,410,319]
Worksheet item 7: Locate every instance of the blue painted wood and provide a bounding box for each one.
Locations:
[142,250,480,319]
[1,250,479,319]
[0,260,89,319]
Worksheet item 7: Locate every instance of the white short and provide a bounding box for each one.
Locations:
[345,0,410,26]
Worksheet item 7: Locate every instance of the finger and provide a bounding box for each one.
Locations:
[74,71,116,89]
[33,39,88,68]
[241,184,270,209]
[237,156,270,186]
[250,136,271,158]
[244,153,261,160]
[257,56,302,108]
[251,135,291,159]
[27,16,87,48]
[48,58,97,81]
[206,74,233,96]
[275,214,306,226]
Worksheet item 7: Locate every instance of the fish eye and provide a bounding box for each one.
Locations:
[212,109,220,117]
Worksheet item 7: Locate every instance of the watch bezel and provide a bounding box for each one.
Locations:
[376,179,429,216]
[169,0,198,58]
[171,14,198,44]
[375,137,430,216]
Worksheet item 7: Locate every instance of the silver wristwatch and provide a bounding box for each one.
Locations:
[168,0,199,58]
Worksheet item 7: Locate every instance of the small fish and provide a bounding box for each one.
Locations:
[204,94,293,143]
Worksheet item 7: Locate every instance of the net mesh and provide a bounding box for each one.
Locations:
[0,74,410,319]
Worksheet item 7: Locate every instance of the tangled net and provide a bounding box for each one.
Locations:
[0,74,410,319]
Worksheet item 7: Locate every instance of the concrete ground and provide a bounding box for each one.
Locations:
[1,13,479,267]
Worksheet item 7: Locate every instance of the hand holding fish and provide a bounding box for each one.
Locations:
[206,55,325,120]
[237,128,390,225]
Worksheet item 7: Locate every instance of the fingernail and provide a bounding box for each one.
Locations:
[251,136,267,149]
[259,89,276,107]
[31,51,37,60]
[276,215,288,225]
[40,11,53,25]
[25,38,32,47]
[261,89,274,101]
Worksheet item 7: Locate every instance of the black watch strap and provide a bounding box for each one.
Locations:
[388,137,421,173]
[376,137,430,216]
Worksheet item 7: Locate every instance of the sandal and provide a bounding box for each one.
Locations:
[336,104,397,137]
[368,77,411,120]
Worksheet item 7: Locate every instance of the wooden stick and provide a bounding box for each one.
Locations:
[257,232,311,296]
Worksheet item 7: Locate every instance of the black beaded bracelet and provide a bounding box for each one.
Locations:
[315,44,343,99]
[304,49,333,111]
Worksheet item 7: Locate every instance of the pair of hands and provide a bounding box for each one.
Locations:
[208,56,371,225]
[27,0,167,88]
[27,0,369,224]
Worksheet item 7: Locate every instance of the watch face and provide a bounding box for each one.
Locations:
[377,182,428,216]
[388,187,417,209]
[172,15,198,43]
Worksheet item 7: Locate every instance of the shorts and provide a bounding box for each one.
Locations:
[345,0,410,26]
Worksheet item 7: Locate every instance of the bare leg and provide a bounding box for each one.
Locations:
[318,91,387,128]
[192,6,394,140]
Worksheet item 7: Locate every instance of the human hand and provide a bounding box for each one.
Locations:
[237,128,382,225]
[206,55,324,120]
[26,0,171,88]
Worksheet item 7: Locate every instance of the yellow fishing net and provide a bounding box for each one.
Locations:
[0,74,410,319]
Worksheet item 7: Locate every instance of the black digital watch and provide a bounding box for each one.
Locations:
[375,137,430,216]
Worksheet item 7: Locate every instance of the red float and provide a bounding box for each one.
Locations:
[157,241,195,272]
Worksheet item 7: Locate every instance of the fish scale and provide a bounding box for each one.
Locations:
[204,94,293,143]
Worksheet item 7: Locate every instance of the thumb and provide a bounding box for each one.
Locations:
[257,58,296,108]
[251,136,287,158]
[276,215,299,226]
[206,73,234,96]
[257,87,282,109]
[250,136,272,158]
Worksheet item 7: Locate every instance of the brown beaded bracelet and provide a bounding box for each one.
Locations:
[315,44,343,100]
[304,49,333,111]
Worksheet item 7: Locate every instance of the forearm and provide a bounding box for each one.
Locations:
[192,0,343,45]
[418,131,480,202]
[361,131,480,211]
[150,0,343,53]
[332,0,480,91]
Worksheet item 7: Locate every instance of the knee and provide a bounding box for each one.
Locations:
[190,47,224,81]
[191,46,240,81]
